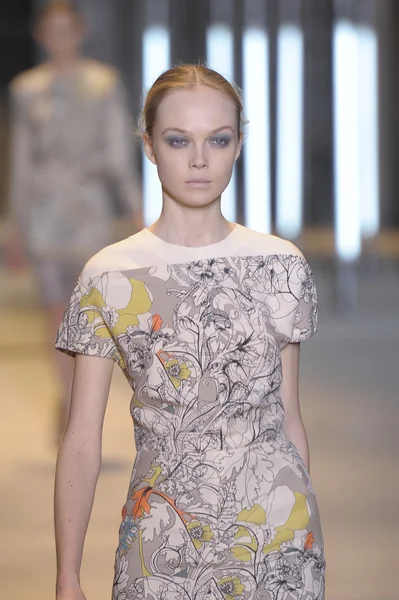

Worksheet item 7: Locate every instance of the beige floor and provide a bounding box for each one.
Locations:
[0,267,398,600]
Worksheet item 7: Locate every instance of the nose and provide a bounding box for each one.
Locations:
[190,143,208,169]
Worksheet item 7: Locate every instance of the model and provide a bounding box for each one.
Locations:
[7,0,141,442]
[54,63,325,600]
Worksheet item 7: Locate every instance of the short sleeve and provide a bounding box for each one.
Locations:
[288,258,318,343]
[55,275,123,365]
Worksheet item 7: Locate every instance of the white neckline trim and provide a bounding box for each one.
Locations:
[140,223,242,251]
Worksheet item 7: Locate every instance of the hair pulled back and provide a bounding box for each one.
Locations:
[139,63,246,140]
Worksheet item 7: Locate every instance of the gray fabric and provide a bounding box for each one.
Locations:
[8,59,141,263]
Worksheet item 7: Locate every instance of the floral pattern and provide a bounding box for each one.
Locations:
[56,254,325,599]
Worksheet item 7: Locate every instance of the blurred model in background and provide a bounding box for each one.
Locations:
[7,0,142,443]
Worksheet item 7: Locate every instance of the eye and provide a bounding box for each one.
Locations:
[210,137,231,147]
[168,137,188,148]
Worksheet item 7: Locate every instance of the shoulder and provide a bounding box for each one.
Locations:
[235,225,305,259]
[80,230,150,280]
[80,59,121,97]
[9,65,52,98]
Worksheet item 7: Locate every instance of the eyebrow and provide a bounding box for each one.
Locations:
[161,126,235,135]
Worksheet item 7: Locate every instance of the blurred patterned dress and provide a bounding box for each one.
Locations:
[56,224,326,599]
[9,59,140,304]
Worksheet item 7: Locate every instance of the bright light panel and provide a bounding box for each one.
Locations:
[206,23,236,222]
[276,24,304,240]
[242,28,271,232]
[358,25,379,238]
[333,20,361,261]
[142,26,170,225]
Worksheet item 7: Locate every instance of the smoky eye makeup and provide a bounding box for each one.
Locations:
[209,135,232,147]
[164,136,188,147]
[162,132,233,148]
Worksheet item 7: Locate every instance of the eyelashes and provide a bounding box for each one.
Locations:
[166,136,232,148]
[211,137,231,147]
[167,138,187,148]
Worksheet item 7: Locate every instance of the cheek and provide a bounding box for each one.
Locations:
[212,148,237,176]
[155,150,186,186]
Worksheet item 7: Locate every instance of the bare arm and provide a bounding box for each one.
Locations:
[54,354,114,597]
[280,342,310,473]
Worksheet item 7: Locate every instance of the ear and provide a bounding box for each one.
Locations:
[143,134,157,165]
[234,133,243,161]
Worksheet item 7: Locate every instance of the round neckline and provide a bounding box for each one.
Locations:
[142,223,241,250]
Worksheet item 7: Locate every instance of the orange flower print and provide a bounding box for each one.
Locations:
[151,314,163,332]
[304,531,314,550]
[132,487,152,518]
[131,487,194,524]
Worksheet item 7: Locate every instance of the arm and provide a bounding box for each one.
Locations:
[6,86,32,263]
[104,78,142,225]
[54,354,114,598]
[280,342,310,473]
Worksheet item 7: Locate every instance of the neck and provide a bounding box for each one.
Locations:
[48,55,81,73]
[148,195,235,247]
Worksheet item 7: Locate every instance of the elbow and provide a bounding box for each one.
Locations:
[58,429,102,477]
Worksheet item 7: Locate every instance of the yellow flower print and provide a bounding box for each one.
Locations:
[79,275,152,338]
[263,487,310,555]
[186,520,214,550]
[218,576,245,599]
[164,358,191,389]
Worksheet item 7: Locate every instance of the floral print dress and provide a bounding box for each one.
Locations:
[56,224,325,600]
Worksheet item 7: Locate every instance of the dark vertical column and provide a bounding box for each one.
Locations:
[266,0,278,227]
[169,0,209,64]
[111,0,144,180]
[145,0,170,26]
[382,0,399,227]
[113,0,143,122]
[378,1,396,228]
[210,0,235,25]
[1,0,33,85]
[80,0,119,65]
[233,0,244,223]
[303,0,334,226]
[0,0,34,216]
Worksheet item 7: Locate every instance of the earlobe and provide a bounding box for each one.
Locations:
[143,135,157,165]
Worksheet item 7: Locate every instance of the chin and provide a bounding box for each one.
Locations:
[181,193,222,209]
[179,197,218,210]
[164,186,223,209]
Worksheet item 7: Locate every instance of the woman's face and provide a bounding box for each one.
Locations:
[35,11,84,60]
[145,86,242,209]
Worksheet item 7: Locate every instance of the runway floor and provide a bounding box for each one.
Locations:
[0,263,398,599]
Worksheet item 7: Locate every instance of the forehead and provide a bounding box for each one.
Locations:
[40,11,79,29]
[156,86,237,131]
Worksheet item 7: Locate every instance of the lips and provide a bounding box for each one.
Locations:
[185,179,211,184]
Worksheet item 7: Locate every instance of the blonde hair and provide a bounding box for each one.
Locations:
[138,63,247,140]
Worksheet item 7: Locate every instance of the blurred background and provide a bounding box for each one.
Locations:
[0,1,398,599]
